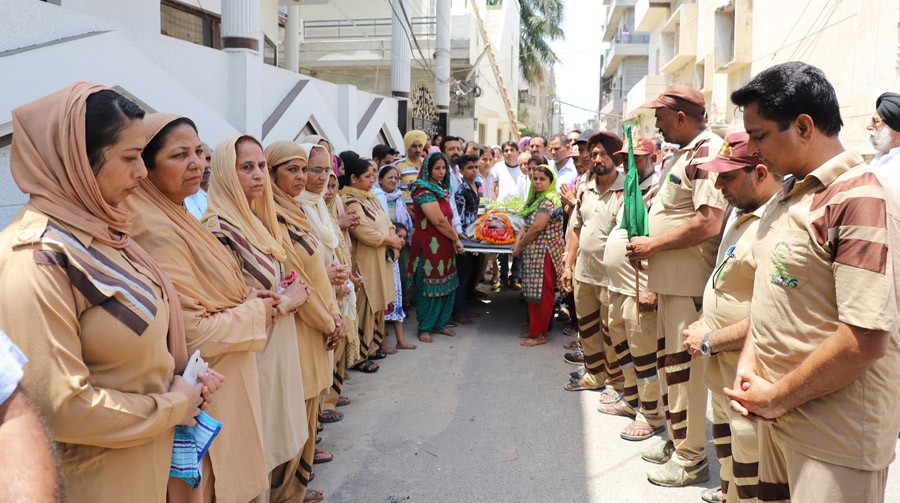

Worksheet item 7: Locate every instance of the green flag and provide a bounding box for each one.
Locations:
[622,122,649,239]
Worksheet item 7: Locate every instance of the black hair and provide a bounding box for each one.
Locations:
[530,135,547,146]
[440,135,462,153]
[372,144,396,160]
[477,145,490,158]
[141,117,198,169]
[338,150,360,168]
[393,222,408,234]
[549,133,568,145]
[529,154,549,165]
[501,140,519,152]
[731,61,842,137]
[458,154,479,169]
[338,156,373,188]
[84,89,145,173]
[378,164,399,180]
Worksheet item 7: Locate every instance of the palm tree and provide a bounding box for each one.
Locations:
[519,0,564,85]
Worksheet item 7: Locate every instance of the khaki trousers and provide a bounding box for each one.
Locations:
[710,392,759,502]
[356,293,385,360]
[272,396,319,502]
[758,423,887,502]
[322,336,347,410]
[573,281,623,389]
[657,294,708,465]
[608,291,662,427]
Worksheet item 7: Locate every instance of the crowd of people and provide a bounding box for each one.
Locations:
[0,60,898,503]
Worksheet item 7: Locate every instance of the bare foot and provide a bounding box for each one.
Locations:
[396,342,417,350]
[418,332,433,343]
[519,331,530,339]
[521,336,547,347]
[436,328,456,337]
[343,372,350,380]
[381,347,399,355]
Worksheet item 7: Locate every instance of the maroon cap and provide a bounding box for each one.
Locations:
[641,85,706,119]
[615,136,657,156]
[587,130,625,164]
[698,131,761,172]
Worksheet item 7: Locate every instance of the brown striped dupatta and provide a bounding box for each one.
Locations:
[9,82,187,372]
[126,114,248,315]
[204,135,287,262]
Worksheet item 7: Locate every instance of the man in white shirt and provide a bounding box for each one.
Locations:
[867,92,900,188]
[548,133,578,190]
[184,143,211,219]
[492,141,528,200]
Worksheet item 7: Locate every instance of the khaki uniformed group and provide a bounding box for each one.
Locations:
[562,63,900,503]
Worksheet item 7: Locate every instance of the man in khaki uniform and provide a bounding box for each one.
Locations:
[725,62,900,503]
[627,85,727,486]
[561,132,627,398]
[682,131,781,502]
[602,136,663,441]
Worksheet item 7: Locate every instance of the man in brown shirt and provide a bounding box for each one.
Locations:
[627,85,727,487]
[682,131,782,502]
[726,62,900,502]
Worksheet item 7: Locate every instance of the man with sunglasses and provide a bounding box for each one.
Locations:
[681,131,781,503]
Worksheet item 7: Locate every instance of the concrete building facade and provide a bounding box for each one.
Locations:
[621,0,899,154]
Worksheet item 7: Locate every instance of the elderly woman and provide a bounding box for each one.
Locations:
[512,164,565,347]
[374,165,416,350]
[266,141,346,502]
[0,84,204,502]
[128,114,308,502]
[340,156,404,367]
[409,152,465,342]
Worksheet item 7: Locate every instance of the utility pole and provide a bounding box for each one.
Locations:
[471,1,520,141]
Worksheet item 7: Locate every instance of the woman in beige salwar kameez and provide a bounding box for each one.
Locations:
[127,115,302,503]
[203,135,313,503]
[339,157,403,368]
[0,84,204,503]
[266,141,344,503]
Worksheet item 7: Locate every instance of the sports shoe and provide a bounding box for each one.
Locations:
[564,350,584,365]
[641,439,674,464]
[647,458,709,487]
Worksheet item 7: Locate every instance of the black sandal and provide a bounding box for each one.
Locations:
[370,351,388,360]
[353,360,379,373]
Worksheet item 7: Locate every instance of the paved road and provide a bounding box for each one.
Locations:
[312,287,900,502]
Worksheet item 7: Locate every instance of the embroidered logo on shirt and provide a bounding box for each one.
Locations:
[770,242,799,288]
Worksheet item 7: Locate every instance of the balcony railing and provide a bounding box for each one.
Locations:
[302,16,436,40]
[611,32,650,44]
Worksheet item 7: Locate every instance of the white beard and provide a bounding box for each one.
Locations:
[870,125,892,154]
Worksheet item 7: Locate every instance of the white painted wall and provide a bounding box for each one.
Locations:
[0,0,405,226]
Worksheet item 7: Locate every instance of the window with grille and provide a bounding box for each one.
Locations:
[161,0,221,50]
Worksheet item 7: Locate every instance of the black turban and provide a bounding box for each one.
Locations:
[876,92,900,131]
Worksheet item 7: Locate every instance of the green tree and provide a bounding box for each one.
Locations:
[519,0,564,85]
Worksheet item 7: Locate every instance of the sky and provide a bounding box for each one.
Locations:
[549,0,607,130]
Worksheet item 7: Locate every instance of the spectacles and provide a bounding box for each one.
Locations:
[308,166,330,176]
[870,116,885,127]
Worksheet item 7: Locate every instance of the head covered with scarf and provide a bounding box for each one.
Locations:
[204,135,287,262]
[9,83,188,370]
[522,163,561,217]
[374,164,414,232]
[127,112,249,320]
[296,143,341,252]
[410,151,452,200]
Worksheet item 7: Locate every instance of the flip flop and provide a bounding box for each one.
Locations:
[369,351,388,360]
[352,360,379,373]
[313,448,333,464]
[318,409,343,423]
[564,381,603,392]
[562,340,580,350]
[701,488,724,503]
[620,421,665,441]
[303,489,324,503]
[598,387,623,405]
[336,396,351,407]
[597,400,636,418]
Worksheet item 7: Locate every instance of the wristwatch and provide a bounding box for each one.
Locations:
[700,332,713,357]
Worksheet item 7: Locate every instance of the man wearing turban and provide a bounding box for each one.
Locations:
[398,130,429,205]
[868,92,900,188]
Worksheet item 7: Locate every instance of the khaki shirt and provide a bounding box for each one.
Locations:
[572,173,624,287]
[0,208,188,503]
[750,151,900,470]
[648,129,727,296]
[701,205,765,392]
[606,173,659,296]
